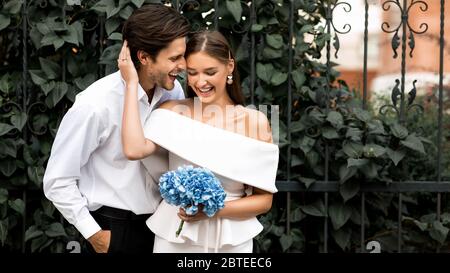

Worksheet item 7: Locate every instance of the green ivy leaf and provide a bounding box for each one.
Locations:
[347,158,369,168]
[386,148,406,166]
[119,6,134,20]
[105,18,121,36]
[11,112,27,131]
[45,82,68,108]
[108,32,123,41]
[0,139,17,158]
[29,70,47,85]
[322,126,339,139]
[32,114,49,135]
[429,221,449,245]
[400,134,425,154]
[251,24,263,32]
[390,122,408,139]
[342,142,363,158]
[8,199,25,216]
[39,57,61,80]
[279,234,293,252]
[28,166,45,187]
[299,177,316,189]
[292,70,306,89]
[363,144,386,158]
[74,74,96,90]
[4,0,23,15]
[45,222,67,238]
[0,123,14,136]
[266,34,283,49]
[329,202,352,230]
[25,226,44,242]
[299,135,315,154]
[332,227,351,250]
[256,63,273,84]
[262,47,283,59]
[41,81,56,95]
[339,164,357,184]
[226,0,242,23]
[0,14,11,31]
[340,179,360,202]
[300,199,326,217]
[0,189,8,204]
[346,127,363,142]
[271,71,287,86]
[0,219,8,246]
[352,108,371,123]
[326,111,343,128]
[131,0,145,8]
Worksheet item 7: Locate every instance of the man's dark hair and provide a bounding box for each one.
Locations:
[122,4,190,66]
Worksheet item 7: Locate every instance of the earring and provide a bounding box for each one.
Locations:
[227,75,233,85]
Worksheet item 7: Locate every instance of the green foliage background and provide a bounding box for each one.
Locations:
[0,0,449,252]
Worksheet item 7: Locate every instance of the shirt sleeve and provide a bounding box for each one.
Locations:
[43,102,105,239]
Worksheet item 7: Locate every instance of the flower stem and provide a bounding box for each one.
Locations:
[176,220,185,237]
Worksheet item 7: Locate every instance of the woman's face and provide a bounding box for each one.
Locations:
[186,51,234,104]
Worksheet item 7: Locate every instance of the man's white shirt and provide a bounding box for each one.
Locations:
[43,71,184,239]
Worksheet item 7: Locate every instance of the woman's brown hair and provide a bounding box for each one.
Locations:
[185,31,245,105]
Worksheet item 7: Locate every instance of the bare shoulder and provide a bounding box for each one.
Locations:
[158,99,193,116]
[238,106,273,143]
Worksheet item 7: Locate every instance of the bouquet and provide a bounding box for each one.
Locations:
[159,165,226,237]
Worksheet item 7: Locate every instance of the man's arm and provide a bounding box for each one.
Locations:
[43,102,109,252]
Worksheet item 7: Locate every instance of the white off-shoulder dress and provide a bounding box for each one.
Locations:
[141,109,279,253]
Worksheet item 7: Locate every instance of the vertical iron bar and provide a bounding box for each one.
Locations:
[214,0,219,30]
[398,193,402,252]
[436,0,446,253]
[250,0,256,105]
[361,0,369,253]
[323,0,332,253]
[21,0,28,254]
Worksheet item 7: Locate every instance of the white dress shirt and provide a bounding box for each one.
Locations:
[43,71,184,239]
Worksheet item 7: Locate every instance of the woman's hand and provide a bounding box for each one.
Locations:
[117,40,139,85]
[178,207,208,222]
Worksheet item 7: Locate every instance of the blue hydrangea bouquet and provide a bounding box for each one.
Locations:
[159,165,226,237]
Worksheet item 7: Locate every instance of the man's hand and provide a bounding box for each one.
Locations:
[88,230,111,253]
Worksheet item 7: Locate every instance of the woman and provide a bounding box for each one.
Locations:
[118,31,279,253]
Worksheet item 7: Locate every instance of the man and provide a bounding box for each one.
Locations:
[43,4,190,253]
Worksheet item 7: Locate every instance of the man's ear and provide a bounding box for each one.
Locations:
[137,50,152,66]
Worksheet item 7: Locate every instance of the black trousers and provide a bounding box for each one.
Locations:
[85,206,155,254]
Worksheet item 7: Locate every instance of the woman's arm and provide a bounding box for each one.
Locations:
[119,41,156,160]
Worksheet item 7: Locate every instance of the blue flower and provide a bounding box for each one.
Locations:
[159,165,227,237]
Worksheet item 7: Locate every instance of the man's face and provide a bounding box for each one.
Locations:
[143,37,186,91]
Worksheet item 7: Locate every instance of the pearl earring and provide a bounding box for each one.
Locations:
[227,75,233,85]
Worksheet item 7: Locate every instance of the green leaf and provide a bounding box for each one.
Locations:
[32,114,49,134]
[329,202,352,230]
[62,23,81,46]
[11,112,27,131]
[279,234,293,252]
[368,120,386,135]
[99,43,122,64]
[74,74,96,90]
[0,74,12,94]
[262,47,283,59]
[36,22,51,35]
[292,70,306,89]
[429,221,449,244]
[31,235,49,253]
[45,223,67,238]
[108,32,122,41]
[400,134,425,154]
[251,24,263,32]
[119,6,134,20]
[131,0,145,8]
[25,226,44,242]
[226,0,243,23]
[339,164,357,184]
[390,122,408,139]
[0,219,8,246]
[105,18,121,36]
[299,177,316,189]
[340,179,360,202]
[326,111,343,128]
[41,81,56,95]
[8,199,25,215]
[266,34,283,49]
[28,166,45,187]
[386,148,406,166]
[256,63,273,84]
[28,70,47,85]
[347,158,369,168]
[4,0,23,14]
[322,127,339,139]
[0,123,15,136]
[346,127,362,142]
[271,71,287,86]
[0,139,17,158]
[300,199,326,217]
[363,144,386,158]
[332,228,351,250]
[352,108,371,123]
[299,136,315,154]
[46,82,68,108]
[0,14,11,31]
[342,142,363,158]
[0,189,8,204]
[39,57,61,80]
